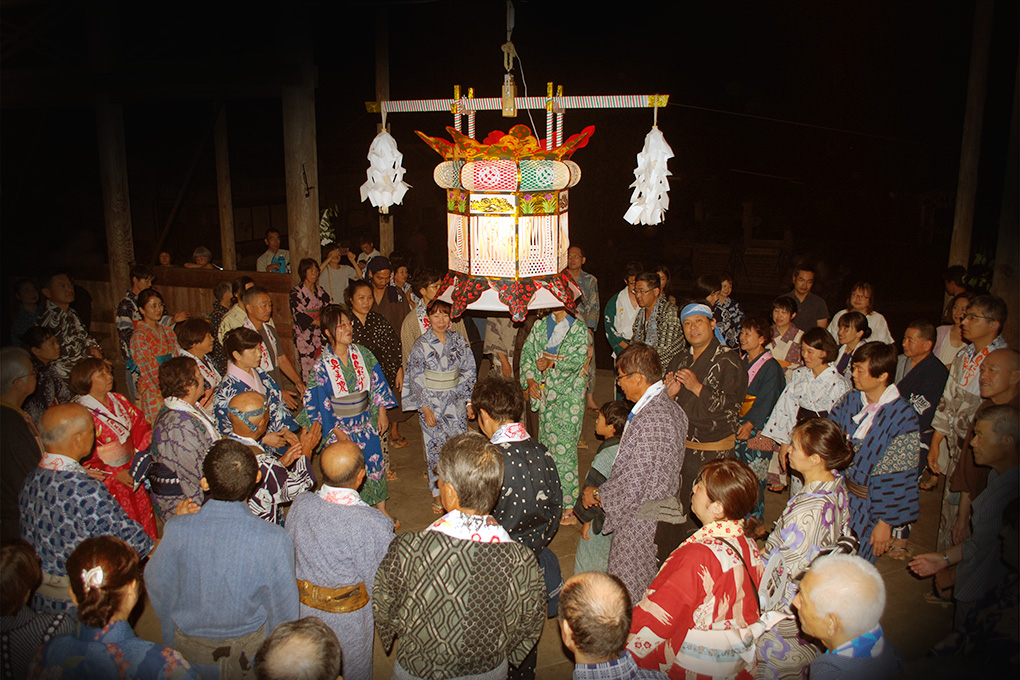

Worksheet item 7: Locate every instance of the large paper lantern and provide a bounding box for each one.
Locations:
[416,123,594,321]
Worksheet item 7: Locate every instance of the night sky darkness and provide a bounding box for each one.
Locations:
[1,0,1017,325]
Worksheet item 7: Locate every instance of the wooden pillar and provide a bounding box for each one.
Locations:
[282,47,320,285]
[95,97,134,296]
[375,6,394,256]
[215,107,236,270]
[990,58,1019,348]
[948,0,994,269]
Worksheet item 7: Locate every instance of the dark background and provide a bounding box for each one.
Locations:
[2,0,1017,343]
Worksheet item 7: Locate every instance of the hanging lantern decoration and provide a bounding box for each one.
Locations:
[623,125,673,226]
[359,130,410,213]
[417,123,593,321]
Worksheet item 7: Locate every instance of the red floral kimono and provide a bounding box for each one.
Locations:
[130,321,177,423]
[628,520,765,680]
[77,392,158,539]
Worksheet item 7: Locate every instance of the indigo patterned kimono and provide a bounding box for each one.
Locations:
[304,343,396,506]
[213,365,297,458]
[406,329,476,496]
[289,283,331,382]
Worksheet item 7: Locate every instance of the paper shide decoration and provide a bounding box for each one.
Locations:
[359,131,410,213]
[624,126,673,226]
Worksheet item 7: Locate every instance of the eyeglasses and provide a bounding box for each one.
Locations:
[633,287,654,296]
[851,292,871,300]
[615,372,635,384]
[963,313,993,322]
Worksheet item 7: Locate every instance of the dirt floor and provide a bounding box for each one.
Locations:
[132,366,955,678]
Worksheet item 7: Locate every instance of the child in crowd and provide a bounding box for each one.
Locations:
[574,400,632,573]
[768,296,803,378]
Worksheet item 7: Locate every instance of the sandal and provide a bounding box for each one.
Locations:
[431,501,444,515]
[390,437,409,449]
[561,512,578,526]
[919,470,938,491]
[886,545,909,560]
[386,470,399,481]
[577,439,589,450]
[767,483,786,494]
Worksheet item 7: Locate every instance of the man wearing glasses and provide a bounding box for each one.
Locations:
[929,295,1008,590]
[629,271,684,373]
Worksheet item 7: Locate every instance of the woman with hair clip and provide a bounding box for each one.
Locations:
[627,458,766,679]
[28,536,198,679]
[304,304,398,526]
[756,418,855,680]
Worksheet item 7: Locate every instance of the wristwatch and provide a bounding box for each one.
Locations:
[941,552,952,566]
[592,488,601,503]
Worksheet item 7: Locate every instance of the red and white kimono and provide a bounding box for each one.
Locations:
[76,392,158,539]
[628,520,765,680]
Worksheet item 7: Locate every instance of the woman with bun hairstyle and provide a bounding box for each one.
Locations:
[756,418,854,679]
[29,536,197,679]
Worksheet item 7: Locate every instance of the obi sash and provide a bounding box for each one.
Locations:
[297,580,369,613]
[424,368,460,391]
[95,439,133,467]
[330,390,369,419]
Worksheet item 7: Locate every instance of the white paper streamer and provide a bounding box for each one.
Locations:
[623,126,673,225]
[359,130,410,212]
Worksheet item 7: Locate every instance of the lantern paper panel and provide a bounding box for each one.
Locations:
[518,215,558,277]
[448,213,469,273]
[470,215,517,278]
[558,210,570,272]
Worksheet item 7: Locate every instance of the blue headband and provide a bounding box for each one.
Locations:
[680,303,714,321]
[228,404,266,433]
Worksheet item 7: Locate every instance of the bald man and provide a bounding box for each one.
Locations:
[19,403,154,612]
[793,554,903,680]
[285,442,394,680]
[226,391,318,524]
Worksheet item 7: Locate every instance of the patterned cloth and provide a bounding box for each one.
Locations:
[22,361,72,427]
[628,520,765,680]
[19,456,153,612]
[716,297,745,349]
[28,621,197,680]
[303,343,396,506]
[632,297,684,373]
[400,300,470,369]
[150,405,216,517]
[229,434,314,524]
[573,437,620,573]
[827,310,894,345]
[37,301,99,380]
[574,651,667,680]
[209,300,230,375]
[756,476,851,679]
[130,321,177,423]
[895,353,950,459]
[828,388,920,563]
[373,524,545,680]
[1,606,75,680]
[520,314,591,507]
[733,352,785,522]
[604,289,640,358]
[762,366,850,446]
[407,329,476,496]
[573,269,600,332]
[213,365,297,457]
[809,626,902,680]
[767,325,803,372]
[601,386,687,603]
[286,491,394,680]
[931,335,1008,550]
[289,282,332,382]
[490,429,563,556]
[666,337,747,444]
[76,392,158,539]
[352,312,402,390]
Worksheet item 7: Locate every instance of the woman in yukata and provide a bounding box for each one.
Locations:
[214,327,298,458]
[627,458,765,680]
[406,300,476,512]
[756,418,854,680]
[173,318,220,413]
[520,306,591,518]
[304,304,398,526]
[762,328,851,496]
[716,272,746,349]
[29,536,198,680]
[833,312,872,381]
[129,289,178,423]
[70,358,157,540]
[289,257,332,382]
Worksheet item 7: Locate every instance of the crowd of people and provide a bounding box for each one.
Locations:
[1,237,1017,680]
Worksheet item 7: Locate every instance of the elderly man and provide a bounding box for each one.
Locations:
[659,303,747,555]
[910,405,1019,627]
[19,403,154,612]
[559,571,666,680]
[257,228,290,273]
[782,265,829,331]
[567,245,600,412]
[793,554,903,679]
[227,391,318,524]
[243,285,303,409]
[930,295,1009,553]
[254,618,342,680]
[1,347,43,542]
[603,261,644,362]
[630,271,684,374]
[828,343,920,563]
[37,272,102,379]
[285,442,394,680]
[600,343,687,603]
[148,439,299,678]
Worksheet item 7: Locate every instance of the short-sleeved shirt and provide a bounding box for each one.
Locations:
[783,291,829,331]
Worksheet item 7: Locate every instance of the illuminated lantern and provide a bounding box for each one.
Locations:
[416,123,593,321]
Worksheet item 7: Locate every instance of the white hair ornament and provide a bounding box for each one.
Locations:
[81,566,104,593]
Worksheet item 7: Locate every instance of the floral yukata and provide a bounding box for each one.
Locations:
[716,297,746,349]
[304,344,396,506]
[407,328,476,496]
[75,393,158,539]
[628,520,766,680]
[520,313,591,507]
[38,301,99,380]
[757,475,852,679]
[29,621,197,680]
[150,397,220,517]
[214,364,297,458]
[289,282,332,381]
[130,321,177,423]
[228,433,313,524]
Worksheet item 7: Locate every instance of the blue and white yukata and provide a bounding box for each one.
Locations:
[213,363,297,458]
